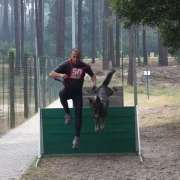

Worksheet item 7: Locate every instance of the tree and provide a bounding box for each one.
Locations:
[2,0,10,41]
[30,0,35,54]
[142,26,148,65]
[115,16,120,67]
[10,0,14,41]
[35,0,43,57]
[77,0,82,52]
[158,32,168,66]
[14,0,21,68]
[56,0,65,58]
[127,25,136,85]
[136,25,141,65]
[91,0,95,63]
[20,0,24,61]
[108,17,115,67]
[111,0,180,51]
[102,0,109,70]
[95,0,103,58]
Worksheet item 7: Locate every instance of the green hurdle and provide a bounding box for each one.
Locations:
[40,107,138,155]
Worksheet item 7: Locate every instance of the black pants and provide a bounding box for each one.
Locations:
[59,88,83,137]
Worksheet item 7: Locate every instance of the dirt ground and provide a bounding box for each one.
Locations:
[21,105,180,180]
[21,61,180,180]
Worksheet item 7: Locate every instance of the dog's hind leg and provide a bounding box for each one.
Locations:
[99,118,105,131]
[94,122,100,132]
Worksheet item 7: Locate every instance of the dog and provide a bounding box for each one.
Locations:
[88,70,115,132]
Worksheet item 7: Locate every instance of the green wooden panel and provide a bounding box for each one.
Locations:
[41,107,136,155]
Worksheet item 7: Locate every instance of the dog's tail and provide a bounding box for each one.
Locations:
[102,70,116,86]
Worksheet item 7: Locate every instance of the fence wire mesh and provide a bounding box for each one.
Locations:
[0,55,9,134]
[39,56,63,108]
[0,52,63,135]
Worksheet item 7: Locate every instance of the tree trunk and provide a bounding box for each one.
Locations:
[14,0,21,69]
[24,0,27,36]
[95,0,101,58]
[136,25,141,65]
[56,0,65,58]
[127,25,136,86]
[30,0,35,54]
[35,0,43,57]
[102,0,109,70]
[143,26,148,65]
[39,0,44,56]
[0,4,3,40]
[10,0,14,41]
[108,22,115,67]
[20,0,24,61]
[2,0,10,41]
[77,0,82,52]
[107,8,115,68]
[158,32,168,66]
[100,0,104,57]
[115,16,120,67]
[91,0,95,63]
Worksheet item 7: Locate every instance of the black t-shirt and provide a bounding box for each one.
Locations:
[54,60,94,91]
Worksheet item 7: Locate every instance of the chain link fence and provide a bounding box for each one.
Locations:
[0,52,63,135]
[0,55,9,135]
[39,56,63,107]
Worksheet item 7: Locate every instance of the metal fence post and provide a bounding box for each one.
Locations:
[40,57,47,107]
[9,51,15,128]
[47,59,52,104]
[34,55,38,112]
[28,57,33,115]
[23,54,29,118]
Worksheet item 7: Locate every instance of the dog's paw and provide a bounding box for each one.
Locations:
[94,125,100,133]
[100,123,105,130]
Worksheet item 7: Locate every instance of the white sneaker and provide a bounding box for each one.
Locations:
[72,136,80,149]
[64,114,72,125]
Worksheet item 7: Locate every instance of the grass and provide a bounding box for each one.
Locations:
[124,84,180,107]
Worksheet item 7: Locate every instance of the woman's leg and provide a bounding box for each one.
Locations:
[59,88,70,115]
[72,94,83,137]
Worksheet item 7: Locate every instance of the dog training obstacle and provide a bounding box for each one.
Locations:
[40,106,139,155]
[37,76,142,162]
[36,47,142,163]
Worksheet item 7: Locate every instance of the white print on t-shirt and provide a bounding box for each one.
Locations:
[70,68,83,79]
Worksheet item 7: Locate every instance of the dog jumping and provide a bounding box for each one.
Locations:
[88,70,116,132]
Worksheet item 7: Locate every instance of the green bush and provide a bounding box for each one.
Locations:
[0,41,14,56]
